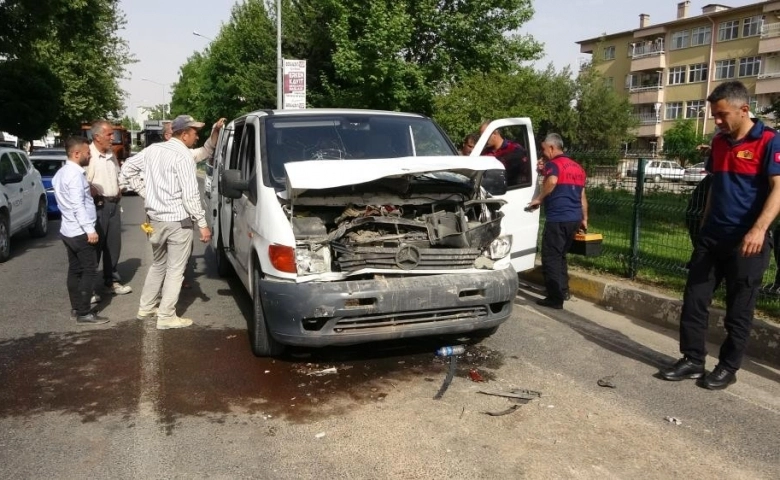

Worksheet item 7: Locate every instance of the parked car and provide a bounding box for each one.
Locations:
[644,160,685,183]
[0,147,48,262]
[209,109,539,356]
[683,162,708,185]
[30,153,67,215]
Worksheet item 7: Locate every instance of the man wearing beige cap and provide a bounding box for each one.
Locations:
[128,114,212,329]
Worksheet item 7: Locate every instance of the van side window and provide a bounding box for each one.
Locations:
[228,124,244,170]
[485,125,532,190]
[9,152,28,176]
[239,124,256,180]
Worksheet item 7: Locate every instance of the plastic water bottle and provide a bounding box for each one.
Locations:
[435,345,465,357]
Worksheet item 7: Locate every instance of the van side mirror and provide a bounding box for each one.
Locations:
[481,169,507,196]
[221,169,249,199]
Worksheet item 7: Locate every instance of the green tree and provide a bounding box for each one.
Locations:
[312,0,542,113]
[0,59,61,139]
[171,0,542,120]
[0,0,133,135]
[573,62,637,153]
[141,105,169,121]
[432,65,577,144]
[662,119,704,166]
[120,115,141,131]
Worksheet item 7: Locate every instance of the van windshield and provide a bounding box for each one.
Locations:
[263,114,457,187]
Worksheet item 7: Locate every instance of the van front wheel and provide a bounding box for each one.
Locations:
[249,268,285,357]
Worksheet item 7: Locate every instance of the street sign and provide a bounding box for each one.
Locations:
[283,59,306,109]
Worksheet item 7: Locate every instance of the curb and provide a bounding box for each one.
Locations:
[519,266,780,367]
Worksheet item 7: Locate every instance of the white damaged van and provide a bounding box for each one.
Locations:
[207,109,539,356]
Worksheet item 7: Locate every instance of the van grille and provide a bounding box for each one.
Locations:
[332,242,481,271]
[329,306,488,332]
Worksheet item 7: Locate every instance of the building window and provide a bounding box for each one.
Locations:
[687,100,706,118]
[668,66,686,85]
[691,26,712,46]
[743,16,763,37]
[718,20,739,41]
[749,96,758,112]
[666,102,683,120]
[671,30,690,49]
[604,45,615,60]
[739,56,761,77]
[715,59,736,80]
[688,63,708,83]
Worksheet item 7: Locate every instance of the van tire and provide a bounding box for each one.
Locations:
[250,268,285,357]
[0,214,10,263]
[29,198,48,238]
[215,235,233,277]
[653,175,662,183]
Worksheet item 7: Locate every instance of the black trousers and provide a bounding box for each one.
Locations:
[95,201,122,286]
[541,220,581,303]
[680,232,770,372]
[62,234,98,315]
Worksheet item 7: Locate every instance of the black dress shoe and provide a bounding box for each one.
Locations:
[76,313,109,325]
[659,357,705,381]
[699,365,736,390]
[536,298,563,309]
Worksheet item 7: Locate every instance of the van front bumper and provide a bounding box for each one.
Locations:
[258,267,518,347]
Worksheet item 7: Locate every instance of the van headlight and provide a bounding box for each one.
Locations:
[489,235,512,260]
[295,244,331,274]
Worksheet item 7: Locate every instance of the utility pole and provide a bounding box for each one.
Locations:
[276,0,283,110]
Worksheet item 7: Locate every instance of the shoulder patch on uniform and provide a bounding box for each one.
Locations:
[775,152,780,163]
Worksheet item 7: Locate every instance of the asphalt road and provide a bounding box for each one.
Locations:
[0,194,778,479]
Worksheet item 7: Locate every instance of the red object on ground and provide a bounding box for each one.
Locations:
[469,369,485,382]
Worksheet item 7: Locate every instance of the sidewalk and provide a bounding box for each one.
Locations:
[519,266,780,367]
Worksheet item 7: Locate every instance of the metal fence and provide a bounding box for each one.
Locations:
[551,151,780,317]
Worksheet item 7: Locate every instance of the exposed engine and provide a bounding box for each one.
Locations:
[291,200,506,275]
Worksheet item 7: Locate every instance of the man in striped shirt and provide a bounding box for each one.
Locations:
[126,115,212,329]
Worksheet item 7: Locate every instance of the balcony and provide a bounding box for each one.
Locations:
[628,85,664,104]
[630,40,666,71]
[634,113,661,125]
[756,71,780,94]
[636,122,662,138]
[759,23,780,54]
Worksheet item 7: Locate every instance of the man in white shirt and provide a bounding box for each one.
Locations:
[87,120,132,295]
[124,115,212,329]
[53,137,109,325]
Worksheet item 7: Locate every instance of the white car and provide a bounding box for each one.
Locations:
[683,162,708,185]
[644,160,685,183]
[208,109,539,356]
[0,147,48,262]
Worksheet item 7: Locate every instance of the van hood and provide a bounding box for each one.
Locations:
[283,156,504,197]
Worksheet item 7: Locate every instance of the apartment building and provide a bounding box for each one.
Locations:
[577,1,780,150]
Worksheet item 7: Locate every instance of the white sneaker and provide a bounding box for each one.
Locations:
[136,308,158,321]
[107,282,132,295]
[156,316,193,330]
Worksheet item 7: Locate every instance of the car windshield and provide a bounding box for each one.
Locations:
[32,159,65,176]
[263,114,457,187]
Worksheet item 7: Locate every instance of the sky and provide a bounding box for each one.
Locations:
[119,0,758,121]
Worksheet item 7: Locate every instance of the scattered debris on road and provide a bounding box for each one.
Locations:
[307,367,338,376]
[483,404,521,416]
[664,416,682,426]
[315,432,326,439]
[478,388,542,416]
[433,345,463,400]
[477,389,542,402]
[469,368,485,382]
[597,374,617,388]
